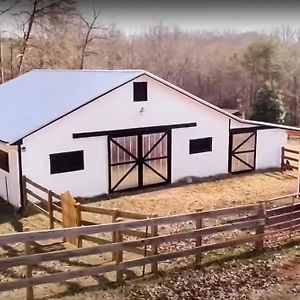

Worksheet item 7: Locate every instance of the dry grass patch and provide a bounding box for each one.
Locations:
[0,170,298,300]
[0,170,297,235]
[94,171,297,217]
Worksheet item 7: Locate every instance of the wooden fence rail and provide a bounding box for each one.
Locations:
[0,203,261,245]
[281,147,299,171]
[2,189,300,299]
[22,176,153,234]
[23,176,62,229]
[0,206,266,294]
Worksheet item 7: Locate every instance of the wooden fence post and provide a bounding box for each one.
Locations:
[281,147,285,170]
[289,195,296,239]
[115,218,124,284]
[48,190,54,230]
[195,209,203,265]
[255,202,266,252]
[150,217,158,274]
[22,176,28,207]
[142,218,149,277]
[76,203,83,248]
[24,227,34,300]
[111,209,119,261]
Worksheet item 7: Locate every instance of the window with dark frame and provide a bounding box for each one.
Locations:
[133,82,148,102]
[189,137,212,154]
[50,150,84,174]
[0,149,9,172]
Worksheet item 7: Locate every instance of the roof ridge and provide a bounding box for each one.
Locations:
[31,69,146,73]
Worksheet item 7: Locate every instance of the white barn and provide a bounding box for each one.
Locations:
[0,69,297,208]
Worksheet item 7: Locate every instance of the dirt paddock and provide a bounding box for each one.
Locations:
[0,169,298,234]
[0,170,299,300]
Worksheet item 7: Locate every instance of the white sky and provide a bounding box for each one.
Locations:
[1,0,300,35]
[78,0,300,34]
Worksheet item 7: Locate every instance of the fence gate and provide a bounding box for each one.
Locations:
[108,130,171,193]
[229,128,257,173]
[61,191,79,246]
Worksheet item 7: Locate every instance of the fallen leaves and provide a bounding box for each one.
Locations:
[128,260,280,300]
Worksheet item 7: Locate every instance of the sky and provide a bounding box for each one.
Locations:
[77,0,300,34]
[1,0,300,34]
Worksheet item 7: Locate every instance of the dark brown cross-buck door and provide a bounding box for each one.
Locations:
[229,129,257,173]
[108,130,171,193]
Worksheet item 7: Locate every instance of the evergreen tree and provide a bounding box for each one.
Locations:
[251,81,286,123]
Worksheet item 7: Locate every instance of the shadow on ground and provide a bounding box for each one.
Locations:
[0,197,23,231]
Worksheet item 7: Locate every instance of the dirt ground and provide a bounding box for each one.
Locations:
[95,170,298,216]
[0,169,298,234]
[0,169,299,299]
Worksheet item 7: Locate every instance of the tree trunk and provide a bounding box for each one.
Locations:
[17,0,38,74]
[0,30,4,83]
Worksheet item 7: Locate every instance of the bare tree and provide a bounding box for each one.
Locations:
[79,5,106,69]
[0,0,19,16]
[0,30,4,82]
[16,0,74,74]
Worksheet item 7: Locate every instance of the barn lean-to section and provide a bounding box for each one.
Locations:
[0,69,295,208]
[0,142,21,207]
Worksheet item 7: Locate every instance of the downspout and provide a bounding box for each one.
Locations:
[17,142,25,210]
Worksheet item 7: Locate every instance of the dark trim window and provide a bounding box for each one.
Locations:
[0,149,9,172]
[189,137,212,154]
[133,82,148,102]
[50,150,84,174]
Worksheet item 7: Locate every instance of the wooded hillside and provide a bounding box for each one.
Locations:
[1,0,300,124]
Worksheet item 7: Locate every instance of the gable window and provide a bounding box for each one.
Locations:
[189,138,212,154]
[0,149,9,172]
[50,150,84,174]
[133,82,148,102]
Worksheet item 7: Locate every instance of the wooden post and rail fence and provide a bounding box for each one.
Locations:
[281,147,299,171]
[0,192,300,299]
[22,176,62,229]
[22,175,154,232]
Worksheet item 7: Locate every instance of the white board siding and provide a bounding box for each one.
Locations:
[256,129,287,169]
[19,74,289,199]
[21,75,230,197]
[231,119,288,169]
[0,143,20,207]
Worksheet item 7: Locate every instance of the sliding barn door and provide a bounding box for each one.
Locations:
[229,129,257,173]
[109,135,139,192]
[108,130,171,193]
[142,132,170,186]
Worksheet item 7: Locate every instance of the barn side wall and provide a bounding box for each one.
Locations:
[21,75,231,197]
[20,75,289,198]
[0,143,21,207]
[256,129,287,169]
[230,119,288,169]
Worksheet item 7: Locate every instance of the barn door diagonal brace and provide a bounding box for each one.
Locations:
[232,132,255,153]
[110,138,138,161]
[232,153,255,170]
[143,132,167,160]
[111,163,138,192]
[143,161,168,182]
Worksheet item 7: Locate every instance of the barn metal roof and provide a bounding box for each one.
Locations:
[0,69,299,145]
[0,70,144,144]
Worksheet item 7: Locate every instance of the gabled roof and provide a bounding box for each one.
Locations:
[0,69,299,144]
[0,69,143,144]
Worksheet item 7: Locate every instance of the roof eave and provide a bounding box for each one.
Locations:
[144,71,300,132]
[8,72,146,144]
